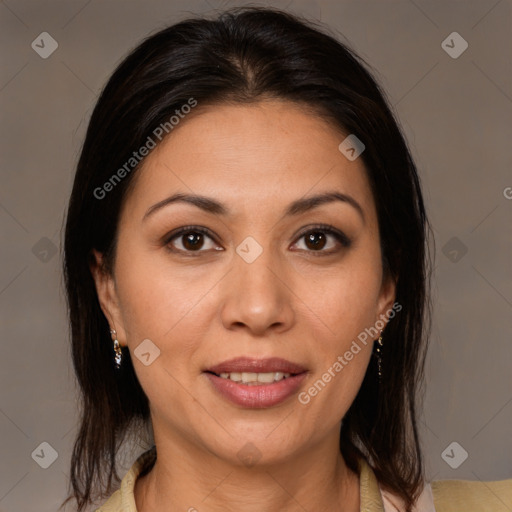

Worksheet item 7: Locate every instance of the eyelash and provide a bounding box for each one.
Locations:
[163,224,352,257]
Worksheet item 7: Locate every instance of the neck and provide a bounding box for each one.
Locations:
[135,429,360,512]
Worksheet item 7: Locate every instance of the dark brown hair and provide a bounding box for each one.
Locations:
[62,6,432,511]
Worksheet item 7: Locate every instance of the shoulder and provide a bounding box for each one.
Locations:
[96,446,157,512]
[431,477,512,512]
[95,489,122,511]
[360,455,512,512]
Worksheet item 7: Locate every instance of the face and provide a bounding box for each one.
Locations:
[92,99,396,467]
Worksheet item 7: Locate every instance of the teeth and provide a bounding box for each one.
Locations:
[218,371,291,384]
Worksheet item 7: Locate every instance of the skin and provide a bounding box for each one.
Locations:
[91,99,396,512]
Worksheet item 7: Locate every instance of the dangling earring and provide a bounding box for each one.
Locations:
[374,331,383,382]
[110,329,122,369]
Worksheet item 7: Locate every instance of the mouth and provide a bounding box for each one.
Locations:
[204,370,298,385]
[204,356,307,382]
[203,357,308,408]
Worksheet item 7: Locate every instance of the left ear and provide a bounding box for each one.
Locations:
[375,272,397,327]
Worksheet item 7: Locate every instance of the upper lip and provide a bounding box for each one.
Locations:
[205,357,307,375]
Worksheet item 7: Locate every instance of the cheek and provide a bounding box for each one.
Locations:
[299,312,374,421]
[294,246,381,410]
[298,251,383,342]
[114,242,213,341]
[113,247,212,411]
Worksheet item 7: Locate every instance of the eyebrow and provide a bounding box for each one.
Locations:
[142,191,365,223]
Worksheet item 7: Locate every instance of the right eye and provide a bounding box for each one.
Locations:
[164,226,223,255]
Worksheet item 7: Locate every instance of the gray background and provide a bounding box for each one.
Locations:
[1,0,511,510]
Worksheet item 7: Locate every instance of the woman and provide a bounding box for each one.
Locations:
[62,6,512,512]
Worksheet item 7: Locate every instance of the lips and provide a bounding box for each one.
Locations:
[203,357,308,408]
[204,356,307,375]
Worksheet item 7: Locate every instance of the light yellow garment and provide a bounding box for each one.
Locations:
[96,447,512,511]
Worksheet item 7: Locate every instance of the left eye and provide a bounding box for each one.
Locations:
[292,226,351,253]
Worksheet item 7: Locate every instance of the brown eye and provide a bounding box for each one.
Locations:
[165,227,220,254]
[292,225,352,254]
[304,231,327,250]
[182,232,205,251]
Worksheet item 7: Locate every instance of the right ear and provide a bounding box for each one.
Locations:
[89,249,127,346]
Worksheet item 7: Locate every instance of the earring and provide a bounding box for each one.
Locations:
[374,331,383,382]
[110,329,122,369]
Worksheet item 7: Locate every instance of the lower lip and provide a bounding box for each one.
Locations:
[204,372,308,408]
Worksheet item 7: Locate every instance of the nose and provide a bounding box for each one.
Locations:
[219,243,295,336]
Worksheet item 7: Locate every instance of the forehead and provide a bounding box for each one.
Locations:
[121,100,375,222]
